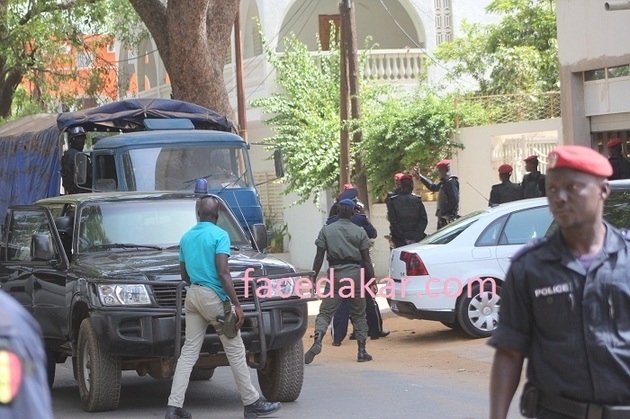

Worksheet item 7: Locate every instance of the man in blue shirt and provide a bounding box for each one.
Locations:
[165,195,281,419]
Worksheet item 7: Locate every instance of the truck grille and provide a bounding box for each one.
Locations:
[151,280,255,308]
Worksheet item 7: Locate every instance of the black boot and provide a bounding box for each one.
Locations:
[165,405,192,419]
[304,331,324,364]
[244,397,282,418]
[357,340,373,362]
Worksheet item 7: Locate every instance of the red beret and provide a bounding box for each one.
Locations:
[547,145,612,177]
[399,174,413,181]
[607,138,622,148]
[436,159,450,169]
[524,155,538,162]
[498,164,513,174]
[342,183,354,190]
[394,173,405,181]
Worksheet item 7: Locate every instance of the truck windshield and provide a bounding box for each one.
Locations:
[77,199,250,253]
[119,145,252,191]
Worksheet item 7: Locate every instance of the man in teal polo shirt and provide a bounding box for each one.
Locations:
[165,195,281,419]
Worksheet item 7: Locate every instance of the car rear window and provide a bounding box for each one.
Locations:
[605,188,630,229]
[422,210,485,244]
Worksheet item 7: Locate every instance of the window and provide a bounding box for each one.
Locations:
[499,206,553,245]
[605,187,630,229]
[584,69,606,81]
[76,52,94,69]
[608,65,630,79]
[423,210,485,245]
[7,210,58,262]
[435,0,453,45]
[476,216,507,247]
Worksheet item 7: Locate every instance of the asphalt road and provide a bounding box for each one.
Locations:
[50,313,523,419]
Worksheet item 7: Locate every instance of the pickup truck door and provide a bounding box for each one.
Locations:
[0,206,70,349]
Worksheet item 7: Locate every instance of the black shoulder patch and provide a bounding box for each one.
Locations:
[511,237,547,261]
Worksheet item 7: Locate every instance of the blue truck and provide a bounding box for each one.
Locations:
[0,98,281,238]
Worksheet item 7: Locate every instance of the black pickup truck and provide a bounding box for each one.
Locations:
[0,191,311,412]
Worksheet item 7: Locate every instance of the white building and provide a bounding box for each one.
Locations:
[116,0,503,271]
[556,0,630,151]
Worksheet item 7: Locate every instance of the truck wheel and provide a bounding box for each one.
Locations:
[190,367,215,381]
[77,318,121,412]
[45,350,56,388]
[257,339,304,402]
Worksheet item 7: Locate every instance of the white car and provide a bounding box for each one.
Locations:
[387,179,630,338]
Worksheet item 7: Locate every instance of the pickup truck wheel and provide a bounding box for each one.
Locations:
[77,319,121,412]
[190,367,215,381]
[257,339,304,402]
[456,281,502,338]
[45,350,56,388]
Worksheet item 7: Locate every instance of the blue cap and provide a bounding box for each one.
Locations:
[338,199,356,208]
[337,188,358,201]
[194,178,208,194]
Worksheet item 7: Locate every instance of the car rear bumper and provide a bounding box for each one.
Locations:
[387,298,456,323]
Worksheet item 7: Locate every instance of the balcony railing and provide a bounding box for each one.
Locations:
[363,49,424,82]
[456,92,561,128]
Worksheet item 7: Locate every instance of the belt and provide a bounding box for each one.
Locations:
[327,259,361,266]
[538,390,630,419]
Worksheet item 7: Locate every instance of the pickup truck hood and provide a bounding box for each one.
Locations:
[73,249,296,282]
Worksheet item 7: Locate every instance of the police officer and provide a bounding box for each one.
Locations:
[488,164,523,206]
[0,290,53,419]
[387,174,428,247]
[489,145,630,418]
[416,159,459,229]
[606,138,630,180]
[61,126,87,194]
[522,155,546,198]
[326,188,388,345]
[306,199,375,364]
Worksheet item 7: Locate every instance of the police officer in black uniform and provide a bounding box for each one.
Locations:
[522,155,546,199]
[489,145,630,419]
[606,138,630,180]
[416,159,459,229]
[0,290,53,418]
[488,164,523,206]
[61,126,87,194]
[387,174,428,247]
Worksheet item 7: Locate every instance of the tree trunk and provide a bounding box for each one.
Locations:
[129,0,238,122]
[0,68,23,118]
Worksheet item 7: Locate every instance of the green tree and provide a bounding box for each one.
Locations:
[0,0,142,119]
[435,0,558,94]
[252,35,465,203]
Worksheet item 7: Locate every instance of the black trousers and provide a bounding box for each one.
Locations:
[331,292,383,342]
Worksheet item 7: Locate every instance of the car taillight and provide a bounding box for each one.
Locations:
[399,251,429,276]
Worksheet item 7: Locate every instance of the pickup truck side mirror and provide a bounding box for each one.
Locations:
[75,153,88,185]
[31,233,53,261]
[273,149,285,179]
[252,224,268,252]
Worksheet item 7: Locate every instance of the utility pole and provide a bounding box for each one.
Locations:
[339,0,370,214]
[234,6,247,140]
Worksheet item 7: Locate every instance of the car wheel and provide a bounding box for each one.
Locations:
[257,339,304,402]
[456,281,501,338]
[190,366,215,381]
[77,318,121,412]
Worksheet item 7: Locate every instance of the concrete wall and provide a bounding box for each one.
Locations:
[452,118,563,214]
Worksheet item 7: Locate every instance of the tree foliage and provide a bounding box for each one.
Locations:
[252,35,465,203]
[0,0,142,119]
[434,0,558,94]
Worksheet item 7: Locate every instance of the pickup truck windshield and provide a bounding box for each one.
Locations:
[119,145,252,191]
[78,199,249,253]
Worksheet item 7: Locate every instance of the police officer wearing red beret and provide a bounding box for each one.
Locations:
[606,138,630,180]
[488,164,524,206]
[489,145,630,418]
[415,159,460,229]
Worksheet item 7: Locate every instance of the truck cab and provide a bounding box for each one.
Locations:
[91,128,263,233]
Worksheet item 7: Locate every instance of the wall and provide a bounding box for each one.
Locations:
[556,0,630,145]
[452,118,562,214]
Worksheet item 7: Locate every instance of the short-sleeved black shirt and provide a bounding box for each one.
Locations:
[489,224,630,405]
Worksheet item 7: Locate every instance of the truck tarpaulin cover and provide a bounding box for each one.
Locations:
[57,98,234,133]
[0,114,62,219]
